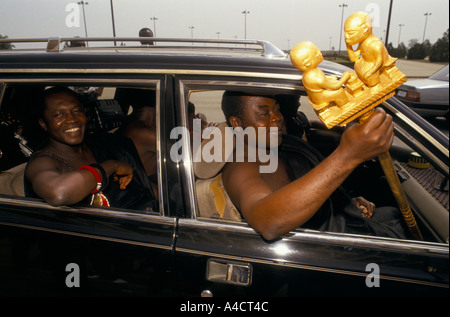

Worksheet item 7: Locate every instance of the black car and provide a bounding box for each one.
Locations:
[0,37,448,298]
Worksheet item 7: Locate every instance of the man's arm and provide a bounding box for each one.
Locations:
[26,158,133,206]
[223,108,394,241]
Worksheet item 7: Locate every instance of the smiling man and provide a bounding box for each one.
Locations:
[24,86,156,210]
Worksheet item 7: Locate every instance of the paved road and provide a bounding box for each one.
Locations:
[396,59,445,79]
[301,60,448,136]
[389,61,448,136]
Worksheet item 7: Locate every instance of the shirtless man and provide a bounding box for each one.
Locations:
[122,102,157,178]
[119,89,158,197]
[25,87,134,207]
[221,92,398,241]
[345,11,396,87]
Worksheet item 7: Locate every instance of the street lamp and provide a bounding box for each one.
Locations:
[398,24,404,47]
[150,17,158,37]
[110,0,116,46]
[338,3,348,54]
[242,10,250,39]
[422,12,432,42]
[77,1,89,43]
[189,26,195,45]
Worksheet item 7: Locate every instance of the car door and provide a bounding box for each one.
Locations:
[172,77,449,297]
[0,200,177,296]
[0,76,179,296]
[174,217,448,297]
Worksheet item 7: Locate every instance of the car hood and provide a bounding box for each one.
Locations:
[402,78,449,90]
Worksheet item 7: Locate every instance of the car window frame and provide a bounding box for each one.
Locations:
[0,78,168,217]
[177,77,306,219]
[176,77,449,247]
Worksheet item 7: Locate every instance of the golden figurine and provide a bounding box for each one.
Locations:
[290,11,407,129]
[345,11,396,88]
[290,11,423,240]
[290,41,356,111]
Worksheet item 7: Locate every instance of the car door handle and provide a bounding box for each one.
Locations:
[206,259,252,286]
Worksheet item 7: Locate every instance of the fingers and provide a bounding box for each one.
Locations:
[113,165,133,190]
[114,174,133,190]
[364,108,389,130]
[353,196,375,218]
[359,108,394,151]
[373,109,394,150]
[119,175,133,190]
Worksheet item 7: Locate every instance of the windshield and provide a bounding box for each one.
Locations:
[429,64,449,81]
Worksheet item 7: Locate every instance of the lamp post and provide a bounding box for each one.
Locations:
[150,17,158,37]
[189,26,195,45]
[384,0,393,46]
[422,12,432,42]
[77,1,89,44]
[110,0,116,46]
[338,3,348,54]
[398,24,404,47]
[242,10,250,39]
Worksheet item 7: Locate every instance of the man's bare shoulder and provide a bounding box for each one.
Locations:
[222,161,265,190]
[223,160,260,176]
[25,153,63,179]
[124,120,155,137]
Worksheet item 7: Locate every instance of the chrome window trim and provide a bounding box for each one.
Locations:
[394,123,449,174]
[0,68,302,81]
[0,195,175,226]
[0,82,6,104]
[178,79,305,220]
[383,100,449,162]
[179,217,449,257]
[0,78,165,216]
[177,80,197,219]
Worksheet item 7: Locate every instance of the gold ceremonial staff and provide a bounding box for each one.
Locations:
[290,11,423,240]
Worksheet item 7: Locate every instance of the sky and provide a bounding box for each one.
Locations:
[0,0,448,51]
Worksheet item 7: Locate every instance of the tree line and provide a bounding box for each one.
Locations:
[387,28,449,62]
[0,35,14,49]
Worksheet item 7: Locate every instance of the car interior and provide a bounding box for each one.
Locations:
[187,87,448,244]
[0,83,448,244]
[0,84,158,201]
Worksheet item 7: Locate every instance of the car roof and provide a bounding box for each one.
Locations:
[0,37,350,78]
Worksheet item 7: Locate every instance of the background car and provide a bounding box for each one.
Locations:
[0,37,448,298]
[396,64,449,121]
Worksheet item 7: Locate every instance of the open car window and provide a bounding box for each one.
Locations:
[0,82,161,215]
[183,82,448,245]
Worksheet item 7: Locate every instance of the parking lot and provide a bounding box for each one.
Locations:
[301,59,449,137]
